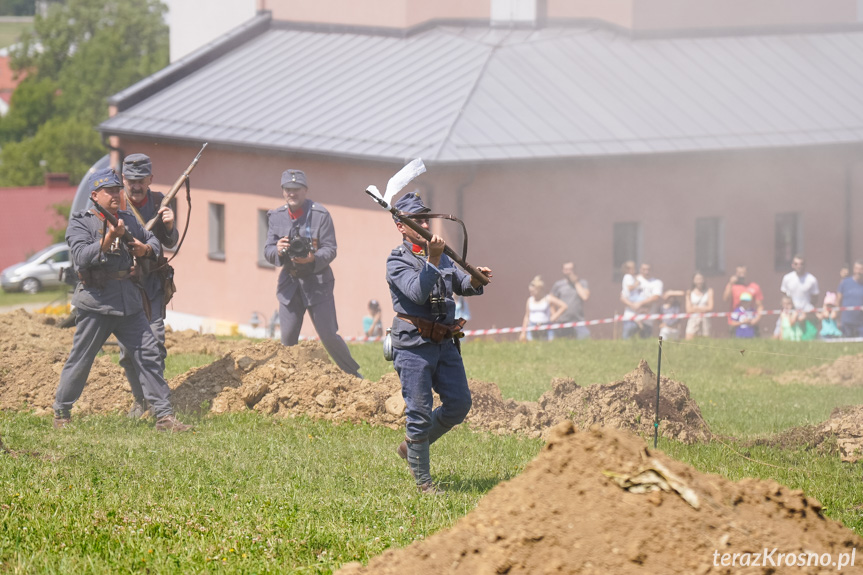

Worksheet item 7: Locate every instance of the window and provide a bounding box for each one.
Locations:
[775,213,802,271]
[613,222,642,281]
[258,209,274,267]
[695,217,724,275]
[208,202,225,260]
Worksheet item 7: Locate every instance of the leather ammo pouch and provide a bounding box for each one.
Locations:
[154,255,176,305]
[398,314,467,343]
[77,268,109,289]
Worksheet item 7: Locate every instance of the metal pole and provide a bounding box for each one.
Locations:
[654,336,663,449]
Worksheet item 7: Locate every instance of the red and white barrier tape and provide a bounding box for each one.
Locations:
[335,305,863,342]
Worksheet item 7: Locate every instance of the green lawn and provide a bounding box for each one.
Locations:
[0,287,70,308]
[1,338,862,573]
[0,21,31,48]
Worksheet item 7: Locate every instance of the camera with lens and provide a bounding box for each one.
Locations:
[285,236,312,259]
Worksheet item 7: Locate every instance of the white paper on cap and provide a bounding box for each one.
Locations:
[383,158,426,204]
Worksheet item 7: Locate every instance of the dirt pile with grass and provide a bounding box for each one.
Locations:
[464,360,711,443]
[0,311,709,444]
[776,354,863,387]
[764,405,863,463]
[337,424,862,575]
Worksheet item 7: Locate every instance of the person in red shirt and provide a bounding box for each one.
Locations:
[723,265,763,335]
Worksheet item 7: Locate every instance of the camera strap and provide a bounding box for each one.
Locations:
[402,213,469,262]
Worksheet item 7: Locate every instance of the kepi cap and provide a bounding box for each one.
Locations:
[393,191,430,221]
[122,154,152,179]
[281,169,307,189]
[89,168,123,192]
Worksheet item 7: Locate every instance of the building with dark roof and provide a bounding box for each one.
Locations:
[100,2,863,337]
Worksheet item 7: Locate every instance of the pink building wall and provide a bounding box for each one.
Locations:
[118,139,863,339]
[0,181,76,271]
[264,0,858,31]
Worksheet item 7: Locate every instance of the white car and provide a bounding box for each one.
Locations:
[1,243,72,294]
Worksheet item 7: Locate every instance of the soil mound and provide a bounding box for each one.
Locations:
[765,405,863,463]
[337,424,862,575]
[776,354,863,387]
[0,311,710,445]
[169,340,406,427]
[464,360,711,444]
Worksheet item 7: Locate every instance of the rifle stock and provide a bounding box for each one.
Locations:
[365,189,490,286]
[144,143,208,231]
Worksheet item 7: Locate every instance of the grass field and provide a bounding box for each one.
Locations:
[2,338,863,573]
[0,288,69,309]
[0,21,31,49]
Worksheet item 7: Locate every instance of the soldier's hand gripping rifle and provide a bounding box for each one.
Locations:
[143,143,208,232]
[365,159,490,287]
[90,197,137,246]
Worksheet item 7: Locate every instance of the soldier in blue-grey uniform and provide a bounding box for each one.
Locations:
[120,153,179,418]
[264,169,361,377]
[387,192,492,493]
[53,168,191,432]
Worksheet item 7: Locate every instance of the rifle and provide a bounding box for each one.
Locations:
[90,197,136,246]
[143,143,208,232]
[365,188,490,286]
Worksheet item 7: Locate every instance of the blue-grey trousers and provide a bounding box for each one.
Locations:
[279,292,361,377]
[54,309,174,418]
[119,292,166,403]
[393,340,472,441]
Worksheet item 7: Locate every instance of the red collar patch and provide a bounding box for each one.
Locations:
[410,243,426,256]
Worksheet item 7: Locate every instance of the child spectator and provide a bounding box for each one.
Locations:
[774,295,817,341]
[730,292,758,338]
[520,276,567,341]
[659,292,684,340]
[817,292,842,338]
[362,299,383,338]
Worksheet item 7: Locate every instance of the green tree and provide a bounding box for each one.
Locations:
[0,0,167,185]
[47,200,71,243]
[0,117,103,186]
[0,76,56,144]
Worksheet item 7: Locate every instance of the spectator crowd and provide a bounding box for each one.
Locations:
[513,256,863,341]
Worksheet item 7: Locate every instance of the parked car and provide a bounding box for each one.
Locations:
[1,243,72,294]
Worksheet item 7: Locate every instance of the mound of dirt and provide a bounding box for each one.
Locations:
[337,424,862,575]
[0,311,710,445]
[463,360,711,444]
[776,354,863,387]
[163,327,251,356]
[169,340,406,427]
[765,405,863,463]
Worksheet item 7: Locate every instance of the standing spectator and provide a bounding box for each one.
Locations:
[551,262,590,339]
[780,255,819,326]
[684,272,714,339]
[817,292,842,339]
[839,263,850,285]
[723,265,763,335]
[620,260,644,338]
[622,263,663,339]
[362,299,383,338]
[838,260,863,337]
[729,292,758,338]
[519,276,567,342]
[264,169,361,377]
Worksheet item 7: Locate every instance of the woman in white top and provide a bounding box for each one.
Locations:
[685,272,714,339]
[520,276,567,341]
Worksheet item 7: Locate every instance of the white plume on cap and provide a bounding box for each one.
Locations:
[384,158,426,204]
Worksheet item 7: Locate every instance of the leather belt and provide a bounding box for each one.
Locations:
[397,313,466,343]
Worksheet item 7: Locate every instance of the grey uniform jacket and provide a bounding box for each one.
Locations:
[128,190,179,302]
[386,241,482,348]
[66,209,161,316]
[264,199,337,307]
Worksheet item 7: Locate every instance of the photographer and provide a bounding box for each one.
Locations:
[264,169,361,377]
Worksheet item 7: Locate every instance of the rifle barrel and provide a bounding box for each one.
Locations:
[144,143,208,231]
